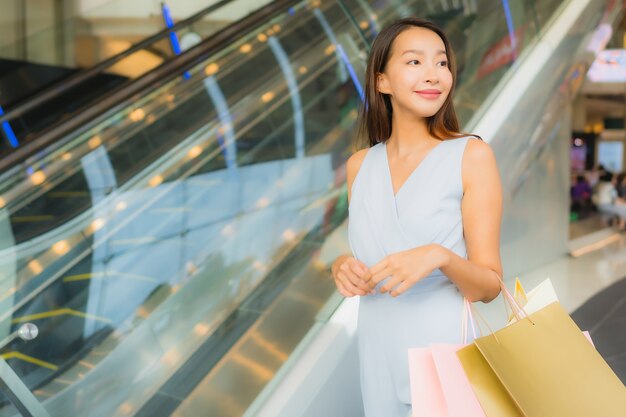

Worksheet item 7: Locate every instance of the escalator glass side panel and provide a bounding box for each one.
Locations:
[0,2,365,415]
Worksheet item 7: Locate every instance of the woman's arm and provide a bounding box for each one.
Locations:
[439,138,503,302]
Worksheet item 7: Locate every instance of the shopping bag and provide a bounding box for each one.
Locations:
[430,344,486,417]
[408,297,487,417]
[456,343,524,416]
[509,279,594,346]
[508,278,558,325]
[458,301,626,417]
[408,344,486,417]
[408,347,449,416]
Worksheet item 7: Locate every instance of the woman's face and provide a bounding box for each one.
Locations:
[377,27,452,119]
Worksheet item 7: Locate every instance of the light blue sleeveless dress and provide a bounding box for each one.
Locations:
[348,136,472,417]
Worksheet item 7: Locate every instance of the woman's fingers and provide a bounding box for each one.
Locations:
[348,258,369,278]
[388,279,413,297]
[362,259,383,282]
[332,256,374,297]
[366,265,393,289]
[380,275,410,297]
[347,263,372,292]
[335,280,354,298]
[356,260,369,275]
[363,257,392,284]
[337,270,366,296]
[338,261,370,294]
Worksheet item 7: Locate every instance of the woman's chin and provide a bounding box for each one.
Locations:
[409,107,441,119]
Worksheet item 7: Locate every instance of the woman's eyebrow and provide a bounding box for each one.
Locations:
[401,49,447,56]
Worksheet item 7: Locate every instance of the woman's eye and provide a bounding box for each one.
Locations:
[439,61,448,67]
[408,60,420,65]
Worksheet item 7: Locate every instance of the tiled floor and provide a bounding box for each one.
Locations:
[569,214,609,239]
[513,233,626,313]
[571,277,626,383]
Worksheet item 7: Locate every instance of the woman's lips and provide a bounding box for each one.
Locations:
[414,90,441,100]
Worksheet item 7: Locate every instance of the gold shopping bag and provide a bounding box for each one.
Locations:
[457,301,626,417]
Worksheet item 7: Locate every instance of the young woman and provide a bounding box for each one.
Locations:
[330,17,503,416]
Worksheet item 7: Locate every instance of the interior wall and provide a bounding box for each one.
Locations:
[76,0,270,21]
[500,109,571,277]
[0,0,22,58]
[72,0,273,67]
[23,0,58,64]
[0,0,76,65]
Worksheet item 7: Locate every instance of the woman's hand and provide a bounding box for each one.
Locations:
[331,255,374,297]
[363,244,449,297]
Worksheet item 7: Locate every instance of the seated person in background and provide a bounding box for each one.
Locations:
[592,172,626,230]
[571,174,593,217]
[586,164,604,189]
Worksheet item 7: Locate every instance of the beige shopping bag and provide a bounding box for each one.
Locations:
[507,278,558,325]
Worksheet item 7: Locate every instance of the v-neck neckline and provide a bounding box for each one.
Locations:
[384,139,447,199]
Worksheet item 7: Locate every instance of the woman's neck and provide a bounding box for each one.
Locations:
[387,111,436,156]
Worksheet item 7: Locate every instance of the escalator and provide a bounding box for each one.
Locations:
[0,0,620,416]
[0,57,125,142]
[0,0,273,153]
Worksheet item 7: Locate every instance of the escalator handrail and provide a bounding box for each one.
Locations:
[0,0,300,174]
[0,0,235,126]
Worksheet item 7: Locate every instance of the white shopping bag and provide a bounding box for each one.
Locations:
[507,278,558,325]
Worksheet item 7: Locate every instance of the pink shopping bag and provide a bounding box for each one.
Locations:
[408,348,449,417]
[408,345,486,417]
[431,344,486,417]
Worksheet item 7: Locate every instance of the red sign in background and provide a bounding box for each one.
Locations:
[476,26,526,80]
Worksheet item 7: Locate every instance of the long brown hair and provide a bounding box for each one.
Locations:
[357,17,478,148]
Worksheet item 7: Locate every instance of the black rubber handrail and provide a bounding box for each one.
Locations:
[0,0,300,173]
[0,0,234,125]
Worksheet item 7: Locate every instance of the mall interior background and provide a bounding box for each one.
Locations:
[0,1,624,416]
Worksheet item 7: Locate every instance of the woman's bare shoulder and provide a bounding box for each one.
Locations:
[347,148,369,176]
[463,138,495,166]
[462,138,499,190]
[347,148,370,200]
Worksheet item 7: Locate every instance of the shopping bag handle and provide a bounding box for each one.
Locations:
[462,278,535,344]
[462,298,478,343]
[463,298,501,344]
[497,278,535,325]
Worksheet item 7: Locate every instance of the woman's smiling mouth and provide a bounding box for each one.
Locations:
[414,89,442,99]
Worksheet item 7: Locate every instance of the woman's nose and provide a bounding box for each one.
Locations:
[423,65,439,83]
